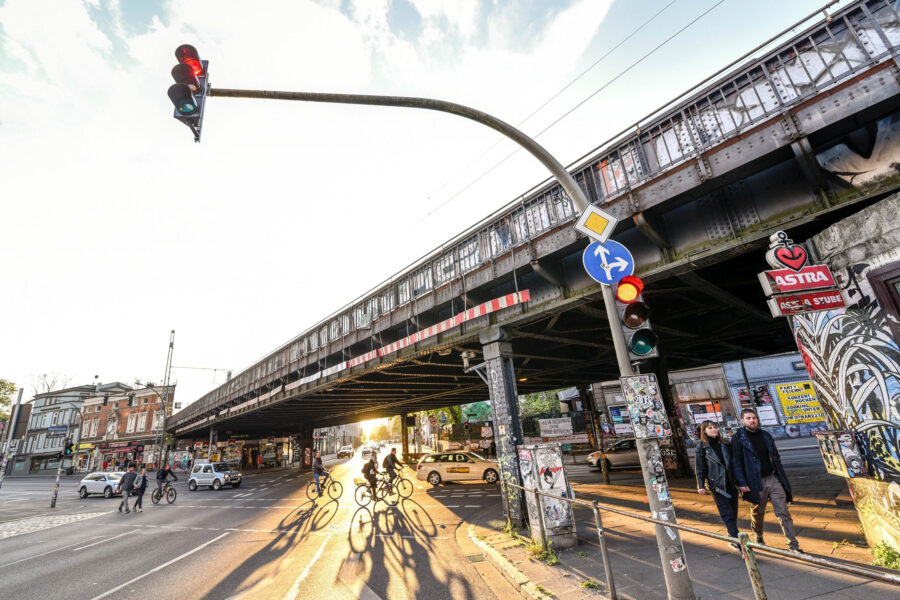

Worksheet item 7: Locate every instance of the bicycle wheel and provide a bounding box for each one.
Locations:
[396,478,413,498]
[151,489,161,504]
[354,484,373,506]
[166,488,177,504]
[306,481,319,500]
[327,480,343,500]
[381,482,400,506]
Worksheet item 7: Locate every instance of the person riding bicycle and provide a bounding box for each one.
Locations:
[382,448,404,485]
[156,463,178,495]
[362,451,379,492]
[312,451,328,495]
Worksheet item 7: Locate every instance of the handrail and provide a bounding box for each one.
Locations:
[502,480,900,589]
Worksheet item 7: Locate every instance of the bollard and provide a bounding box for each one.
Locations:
[600,453,610,485]
[532,487,548,550]
[592,501,618,600]
[739,532,768,600]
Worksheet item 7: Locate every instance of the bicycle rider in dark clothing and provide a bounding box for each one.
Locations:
[382,448,404,485]
[362,452,379,492]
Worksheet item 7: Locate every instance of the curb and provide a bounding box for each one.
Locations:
[466,523,550,600]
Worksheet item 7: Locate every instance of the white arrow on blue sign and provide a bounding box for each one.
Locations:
[582,240,635,286]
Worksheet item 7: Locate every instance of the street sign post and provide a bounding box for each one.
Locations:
[583,240,635,286]
[574,205,619,243]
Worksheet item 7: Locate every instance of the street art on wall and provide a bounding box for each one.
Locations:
[535,445,574,529]
[791,261,900,484]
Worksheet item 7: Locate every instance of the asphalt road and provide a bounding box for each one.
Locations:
[0,445,515,600]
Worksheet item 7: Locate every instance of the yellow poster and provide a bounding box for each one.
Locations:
[775,382,825,423]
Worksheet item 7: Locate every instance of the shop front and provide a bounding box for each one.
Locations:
[97,441,146,469]
[76,442,94,471]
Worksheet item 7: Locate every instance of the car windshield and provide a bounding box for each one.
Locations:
[214,463,231,472]
[108,472,123,480]
[466,453,485,461]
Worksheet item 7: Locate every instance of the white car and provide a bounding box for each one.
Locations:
[416,451,499,486]
[188,462,243,491]
[78,471,125,498]
[587,438,640,470]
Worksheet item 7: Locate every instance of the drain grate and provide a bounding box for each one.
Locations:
[466,554,487,563]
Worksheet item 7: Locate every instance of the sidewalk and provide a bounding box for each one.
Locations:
[465,469,898,599]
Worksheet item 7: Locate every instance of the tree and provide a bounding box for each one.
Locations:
[31,372,72,395]
[462,401,492,422]
[371,423,390,441]
[519,390,562,418]
[0,379,17,422]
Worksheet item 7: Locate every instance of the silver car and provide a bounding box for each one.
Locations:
[78,471,125,498]
[587,438,640,470]
[188,462,242,491]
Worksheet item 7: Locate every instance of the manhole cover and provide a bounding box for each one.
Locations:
[466,554,486,563]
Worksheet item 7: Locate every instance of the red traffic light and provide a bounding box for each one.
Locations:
[175,44,203,76]
[615,275,644,303]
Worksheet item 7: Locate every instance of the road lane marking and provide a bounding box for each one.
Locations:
[464,505,481,508]
[74,532,130,550]
[283,534,330,600]
[338,552,383,600]
[90,532,230,600]
[0,535,106,569]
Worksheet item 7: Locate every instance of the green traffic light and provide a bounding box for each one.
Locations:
[177,100,198,114]
[630,329,659,356]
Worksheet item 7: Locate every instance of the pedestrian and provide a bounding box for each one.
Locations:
[156,462,178,495]
[489,440,496,459]
[695,420,741,552]
[731,408,801,552]
[116,464,137,513]
[257,454,262,471]
[133,466,148,512]
[102,460,109,471]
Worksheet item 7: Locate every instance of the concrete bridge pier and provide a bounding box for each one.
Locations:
[480,326,526,528]
[400,412,410,462]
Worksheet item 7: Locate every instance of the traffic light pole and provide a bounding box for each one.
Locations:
[50,406,82,509]
[202,85,695,599]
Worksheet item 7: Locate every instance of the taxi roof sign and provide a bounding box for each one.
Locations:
[574,205,618,243]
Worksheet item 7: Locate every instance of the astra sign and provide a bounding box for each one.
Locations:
[758,264,837,295]
[767,289,846,317]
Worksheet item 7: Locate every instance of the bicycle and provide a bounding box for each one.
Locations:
[391,467,414,498]
[375,471,400,506]
[306,470,343,500]
[151,481,177,504]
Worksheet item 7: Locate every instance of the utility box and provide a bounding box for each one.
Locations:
[815,430,868,478]
[517,443,577,549]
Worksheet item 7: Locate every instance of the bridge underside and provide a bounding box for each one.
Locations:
[177,196,881,439]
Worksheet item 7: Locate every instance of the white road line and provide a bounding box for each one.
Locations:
[464,505,481,508]
[89,532,230,600]
[0,535,106,569]
[444,505,460,508]
[283,534,330,600]
[74,532,130,551]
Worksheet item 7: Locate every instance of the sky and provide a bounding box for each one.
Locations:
[1,0,838,409]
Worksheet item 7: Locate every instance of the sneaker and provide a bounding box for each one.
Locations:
[125,509,130,513]
[753,536,765,545]
[789,545,802,553]
[730,542,742,553]
[118,506,122,513]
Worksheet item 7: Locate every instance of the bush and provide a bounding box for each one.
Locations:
[872,541,900,570]
[526,538,559,565]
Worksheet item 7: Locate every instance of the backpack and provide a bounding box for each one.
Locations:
[362,461,374,476]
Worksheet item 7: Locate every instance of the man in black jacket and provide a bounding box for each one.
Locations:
[382,448,404,486]
[362,452,379,492]
[117,464,137,513]
[312,451,328,496]
[156,463,178,495]
[731,409,800,551]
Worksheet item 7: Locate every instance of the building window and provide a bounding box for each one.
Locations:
[137,412,147,432]
[868,261,900,342]
[152,412,164,431]
[107,421,117,439]
[126,413,136,433]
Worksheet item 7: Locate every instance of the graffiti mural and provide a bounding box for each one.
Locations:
[535,445,573,529]
[848,478,900,550]
[791,262,900,483]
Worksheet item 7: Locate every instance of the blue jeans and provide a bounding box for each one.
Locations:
[314,471,328,494]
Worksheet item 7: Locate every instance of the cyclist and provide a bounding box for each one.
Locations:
[312,451,328,495]
[382,448,404,486]
[362,451,379,493]
[156,462,178,495]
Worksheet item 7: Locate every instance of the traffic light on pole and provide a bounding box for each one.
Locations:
[167,44,210,142]
[614,275,659,361]
[63,438,75,456]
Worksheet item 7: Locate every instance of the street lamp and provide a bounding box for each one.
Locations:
[137,381,172,468]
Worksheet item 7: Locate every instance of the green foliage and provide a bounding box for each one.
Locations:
[581,580,601,589]
[0,379,17,422]
[519,390,562,418]
[578,551,588,557]
[526,538,559,565]
[463,401,492,421]
[872,541,900,570]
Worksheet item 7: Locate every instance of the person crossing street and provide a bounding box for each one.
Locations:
[116,464,137,514]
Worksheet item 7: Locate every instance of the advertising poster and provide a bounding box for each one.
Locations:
[619,374,672,439]
[538,417,574,438]
[775,382,826,423]
[535,445,573,528]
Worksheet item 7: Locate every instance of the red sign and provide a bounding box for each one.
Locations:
[758,265,836,295]
[767,289,845,317]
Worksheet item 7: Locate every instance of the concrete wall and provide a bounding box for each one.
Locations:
[790,192,900,549]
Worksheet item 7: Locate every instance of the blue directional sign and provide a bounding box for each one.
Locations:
[583,240,635,286]
[439,414,447,424]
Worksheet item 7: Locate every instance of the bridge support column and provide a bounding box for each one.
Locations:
[401,413,410,462]
[480,327,526,529]
[578,385,600,450]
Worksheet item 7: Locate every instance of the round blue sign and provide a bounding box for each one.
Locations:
[582,240,635,286]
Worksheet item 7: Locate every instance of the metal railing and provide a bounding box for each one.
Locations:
[501,480,900,600]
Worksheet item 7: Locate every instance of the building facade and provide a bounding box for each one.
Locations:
[80,385,175,470]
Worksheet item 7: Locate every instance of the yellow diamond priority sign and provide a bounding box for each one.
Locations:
[574,205,618,243]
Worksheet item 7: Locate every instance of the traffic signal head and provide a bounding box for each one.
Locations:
[63,439,75,456]
[167,44,209,142]
[614,276,659,361]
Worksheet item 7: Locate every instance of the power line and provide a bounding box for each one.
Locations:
[416,0,680,219]
[414,0,727,224]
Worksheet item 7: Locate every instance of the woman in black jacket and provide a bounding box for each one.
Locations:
[695,420,741,551]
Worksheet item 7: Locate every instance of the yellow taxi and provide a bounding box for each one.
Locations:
[416,451,499,486]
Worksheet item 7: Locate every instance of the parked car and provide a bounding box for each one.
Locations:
[587,438,640,470]
[337,445,354,458]
[360,446,371,458]
[188,461,243,491]
[416,452,499,486]
[78,471,125,498]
